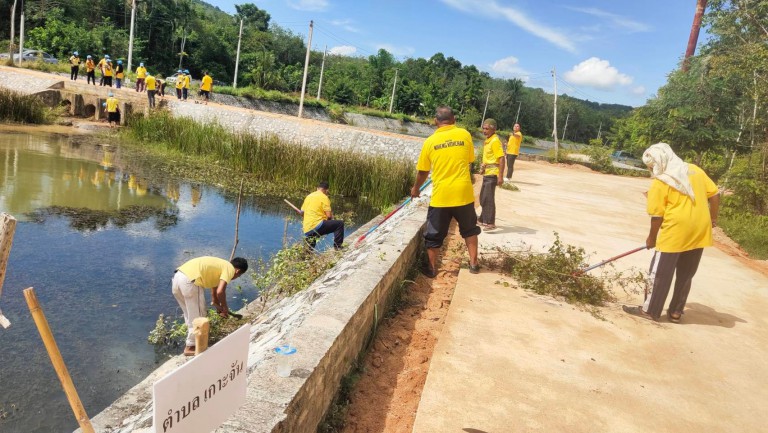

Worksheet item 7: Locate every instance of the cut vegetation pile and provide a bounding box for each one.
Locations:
[481,233,647,311]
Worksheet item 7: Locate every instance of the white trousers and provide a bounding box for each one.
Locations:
[171,271,206,346]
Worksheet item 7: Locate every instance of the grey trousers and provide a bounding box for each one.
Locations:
[644,249,704,319]
[479,175,498,225]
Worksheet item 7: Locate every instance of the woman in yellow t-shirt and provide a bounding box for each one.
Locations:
[623,143,720,323]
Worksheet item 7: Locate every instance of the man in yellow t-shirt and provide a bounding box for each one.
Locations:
[135,62,147,92]
[175,70,184,100]
[505,123,523,181]
[69,51,80,81]
[183,69,191,101]
[85,55,96,85]
[478,119,505,229]
[301,181,345,249]
[200,71,213,105]
[105,92,119,128]
[623,143,720,323]
[411,105,481,278]
[173,256,248,356]
[97,54,109,86]
[145,73,157,108]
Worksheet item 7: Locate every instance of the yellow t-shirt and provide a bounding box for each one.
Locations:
[201,75,212,91]
[145,75,156,90]
[85,59,95,72]
[184,75,191,89]
[177,256,236,289]
[482,134,505,177]
[104,64,113,77]
[176,75,185,89]
[301,190,331,234]
[416,124,475,207]
[106,97,119,113]
[69,56,80,66]
[136,66,147,79]
[507,131,523,155]
[647,164,719,253]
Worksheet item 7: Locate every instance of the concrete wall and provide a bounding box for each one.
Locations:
[75,197,431,433]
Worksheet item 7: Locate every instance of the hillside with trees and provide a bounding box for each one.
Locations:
[1,0,632,140]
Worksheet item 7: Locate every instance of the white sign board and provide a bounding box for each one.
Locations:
[153,324,250,433]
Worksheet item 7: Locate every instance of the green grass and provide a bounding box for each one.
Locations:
[126,110,415,209]
[718,211,768,259]
[0,87,55,124]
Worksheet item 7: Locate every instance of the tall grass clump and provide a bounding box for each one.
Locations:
[0,88,54,124]
[127,111,415,209]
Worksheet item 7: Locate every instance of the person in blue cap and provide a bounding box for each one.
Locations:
[115,60,124,89]
[175,69,184,100]
[135,62,147,92]
[85,55,96,85]
[182,69,191,101]
[69,51,81,81]
[98,54,110,86]
[105,92,120,128]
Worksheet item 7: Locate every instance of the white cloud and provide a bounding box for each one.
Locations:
[490,56,530,80]
[567,7,651,33]
[564,57,633,90]
[631,86,646,96]
[330,45,357,56]
[330,19,360,33]
[287,0,329,12]
[439,0,576,53]
[375,43,415,57]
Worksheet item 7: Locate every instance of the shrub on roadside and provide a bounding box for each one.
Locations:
[0,87,55,124]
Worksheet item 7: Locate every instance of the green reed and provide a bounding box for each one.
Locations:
[0,87,54,124]
[126,110,415,209]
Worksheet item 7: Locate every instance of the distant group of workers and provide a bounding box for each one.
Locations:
[67,51,215,118]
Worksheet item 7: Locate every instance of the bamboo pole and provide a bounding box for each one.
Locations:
[23,288,95,433]
[0,213,17,328]
[229,179,244,261]
[193,317,210,355]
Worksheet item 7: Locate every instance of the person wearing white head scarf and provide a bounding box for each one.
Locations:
[623,143,720,322]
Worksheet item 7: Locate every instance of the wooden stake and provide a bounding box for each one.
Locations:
[229,178,244,261]
[193,317,210,355]
[23,288,95,433]
[0,213,17,329]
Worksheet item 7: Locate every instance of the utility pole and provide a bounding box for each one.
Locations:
[127,0,136,72]
[317,45,327,100]
[552,67,559,160]
[388,68,398,114]
[480,89,491,127]
[233,19,243,88]
[561,111,570,141]
[298,20,313,118]
[514,100,522,125]
[17,4,24,67]
[683,0,708,72]
[9,0,17,59]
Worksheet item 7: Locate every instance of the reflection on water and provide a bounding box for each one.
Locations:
[0,133,171,217]
[0,130,368,433]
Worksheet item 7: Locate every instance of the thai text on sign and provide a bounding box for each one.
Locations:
[153,324,250,433]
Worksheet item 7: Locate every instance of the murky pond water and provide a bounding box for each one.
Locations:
[0,130,369,432]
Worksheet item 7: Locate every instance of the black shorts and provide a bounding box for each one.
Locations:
[424,202,480,249]
[108,112,120,122]
[200,90,210,98]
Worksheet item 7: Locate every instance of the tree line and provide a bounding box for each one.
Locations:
[1,0,632,141]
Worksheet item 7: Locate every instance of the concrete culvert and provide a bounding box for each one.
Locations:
[60,99,72,115]
[84,104,96,118]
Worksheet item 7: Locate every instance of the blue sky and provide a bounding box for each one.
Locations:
[205,0,705,107]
